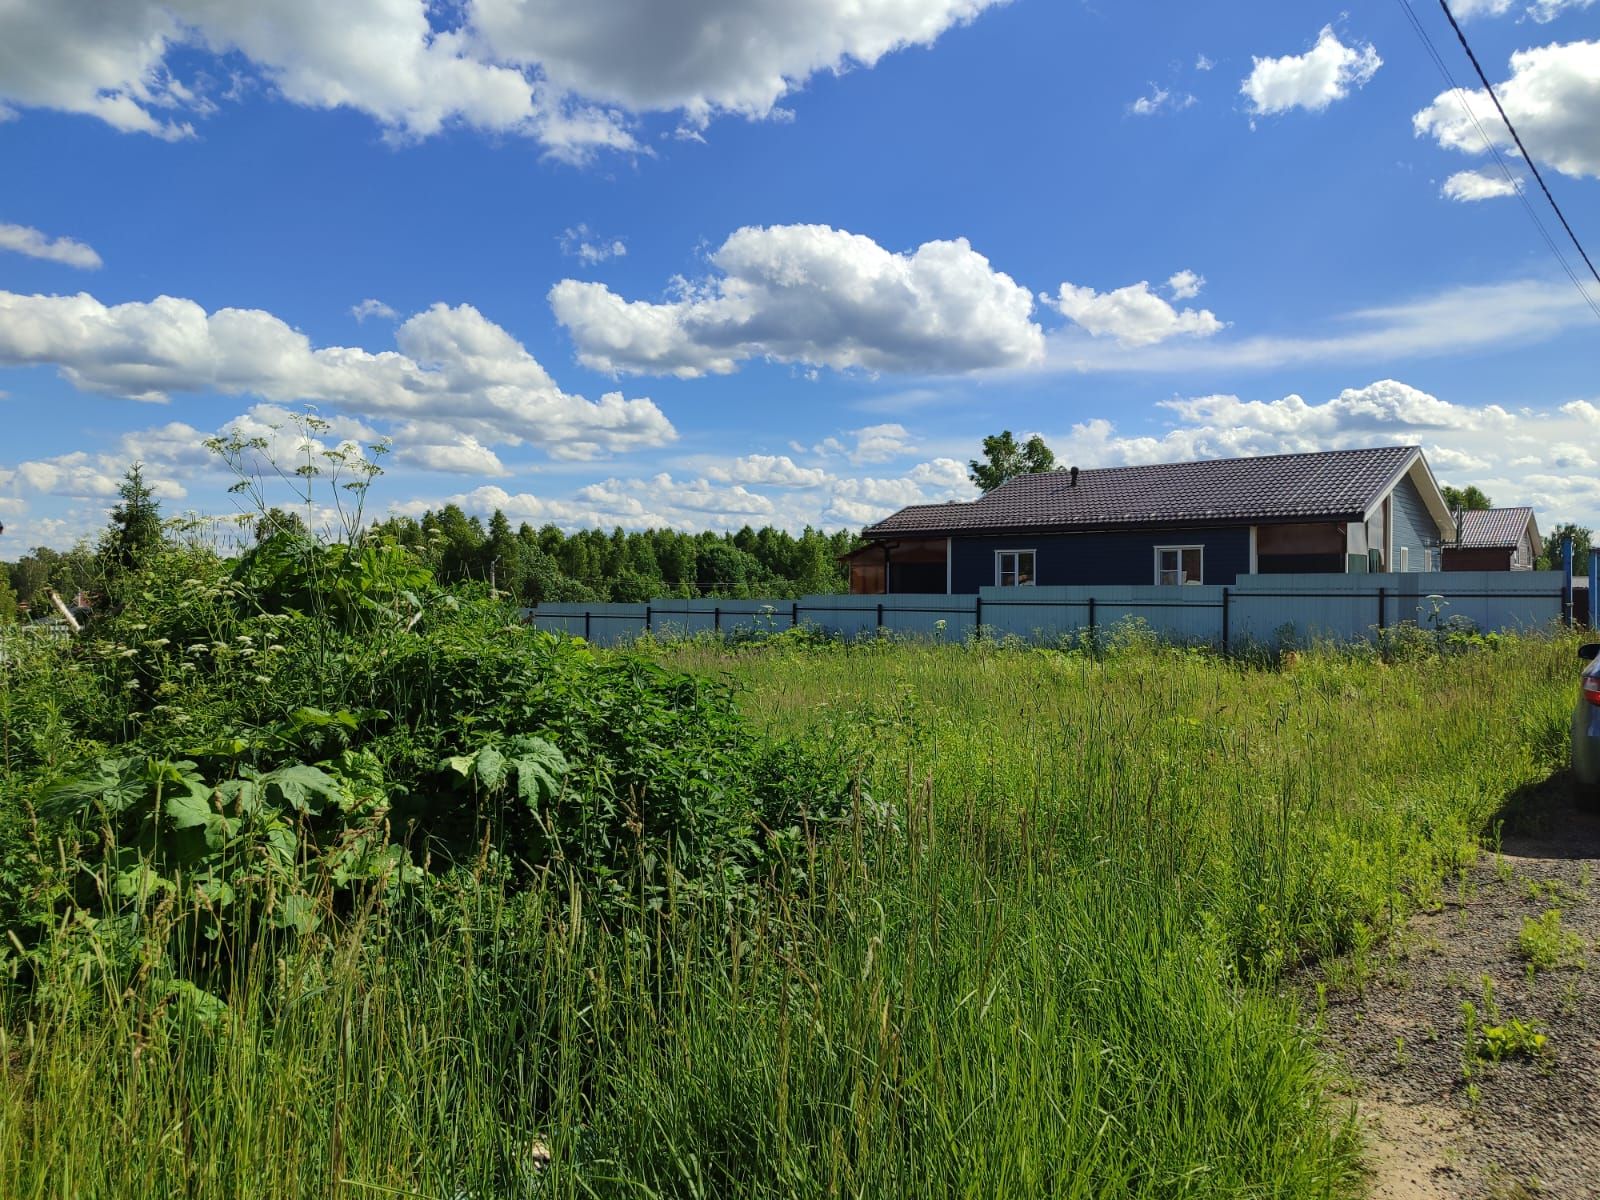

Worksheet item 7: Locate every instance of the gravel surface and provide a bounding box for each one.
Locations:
[1316,774,1600,1199]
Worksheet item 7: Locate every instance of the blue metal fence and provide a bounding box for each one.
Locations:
[525,571,1568,649]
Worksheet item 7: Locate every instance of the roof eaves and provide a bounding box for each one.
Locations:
[863,509,1372,540]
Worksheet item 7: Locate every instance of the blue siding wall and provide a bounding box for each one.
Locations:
[1390,474,1438,572]
[948,526,1252,593]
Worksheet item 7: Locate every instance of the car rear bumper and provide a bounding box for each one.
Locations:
[1573,699,1600,785]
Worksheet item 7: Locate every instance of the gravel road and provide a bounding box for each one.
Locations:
[1318,773,1600,1199]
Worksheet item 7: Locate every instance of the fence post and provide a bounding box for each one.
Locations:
[584,611,591,641]
[1088,596,1096,639]
[645,604,652,634]
[876,601,885,632]
[1221,587,1230,653]
[1589,548,1599,630]
[1377,587,1386,631]
[974,595,982,631]
[714,606,721,633]
[791,601,799,628]
[1564,536,1574,626]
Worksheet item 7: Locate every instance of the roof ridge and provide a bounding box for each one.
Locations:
[864,445,1431,539]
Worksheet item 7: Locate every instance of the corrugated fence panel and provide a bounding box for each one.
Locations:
[524,573,1570,647]
[975,587,1081,641]
[1404,571,1564,634]
[792,593,978,640]
[644,599,798,639]
[1229,575,1384,644]
[982,585,1226,643]
[525,603,647,646]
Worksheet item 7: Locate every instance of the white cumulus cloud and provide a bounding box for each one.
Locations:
[1040,379,1600,529]
[1129,85,1194,116]
[1414,39,1600,179]
[1166,269,1204,300]
[1441,168,1523,201]
[472,0,1006,127]
[0,222,103,269]
[0,289,676,461]
[1527,0,1597,20]
[0,0,1005,156]
[1242,25,1382,115]
[1045,279,1226,347]
[701,454,828,487]
[1043,279,1588,374]
[1455,0,1595,20]
[813,423,921,465]
[351,298,398,322]
[550,224,1044,377]
[560,224,627,264]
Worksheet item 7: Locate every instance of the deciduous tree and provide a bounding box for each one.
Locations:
[969,431,1056,493]
[1442,485,1492,511]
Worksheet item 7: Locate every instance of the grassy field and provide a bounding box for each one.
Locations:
[0,598,1578,1197]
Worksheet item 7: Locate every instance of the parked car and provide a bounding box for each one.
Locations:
[1572,642,1600,786]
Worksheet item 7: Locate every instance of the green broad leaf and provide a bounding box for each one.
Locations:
[164,785,214,830]
[290,706,359,730]
[272,893,319,934]
[194,875,236,908]
[41,755,145,820]
[184,736,251,759]
[441,754,476,779]
[162,979,229,1029]
[203,814,241,854]
[217,778,261,816]
[263,823,298,875]
[260,764,347,814]
[113,864,174,900]
[474,746,508,792]
[509,737,568,809]
[145,759,205,789]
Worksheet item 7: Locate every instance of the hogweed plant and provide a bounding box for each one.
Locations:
[204,408,391,546]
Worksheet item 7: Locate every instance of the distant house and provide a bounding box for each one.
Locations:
[1441,507,1541,572]
[845,445,1457,594]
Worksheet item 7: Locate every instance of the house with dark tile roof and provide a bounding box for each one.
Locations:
[1440,507,1541,572]
[844,445,1457,594]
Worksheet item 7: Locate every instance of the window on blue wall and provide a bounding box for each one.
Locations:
[1155,546,1203,585]
[996,550,1036,587]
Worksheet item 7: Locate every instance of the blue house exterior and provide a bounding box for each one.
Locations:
[947,527,1253,592]
[849,446,1459,596]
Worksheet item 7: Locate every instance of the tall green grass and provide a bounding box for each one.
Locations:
[2,632,1577,1198]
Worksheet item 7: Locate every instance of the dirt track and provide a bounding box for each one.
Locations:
[1320,776,1600,1199]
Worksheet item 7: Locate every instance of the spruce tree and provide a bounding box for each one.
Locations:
[101,464,164,577]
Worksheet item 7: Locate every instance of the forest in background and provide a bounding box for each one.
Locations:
[0,471,857,619]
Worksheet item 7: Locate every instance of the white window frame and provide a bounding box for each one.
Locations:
[1154,544,1204,586]
[994,548,1038,588]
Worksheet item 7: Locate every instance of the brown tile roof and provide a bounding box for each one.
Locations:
[865,445,1422,538]
[1454,507,1535,549]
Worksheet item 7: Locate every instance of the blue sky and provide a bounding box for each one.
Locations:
[1,0,1597,549]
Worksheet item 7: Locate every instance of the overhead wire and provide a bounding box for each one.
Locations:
[1437,0,1600,289]
[1392,0,1600,323]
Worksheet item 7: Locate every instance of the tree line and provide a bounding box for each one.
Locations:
[0,468,858,619]
[363,507,857,602]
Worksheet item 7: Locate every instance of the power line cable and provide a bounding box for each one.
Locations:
[1436,0,1600,289]
[1393,0,1600,322]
